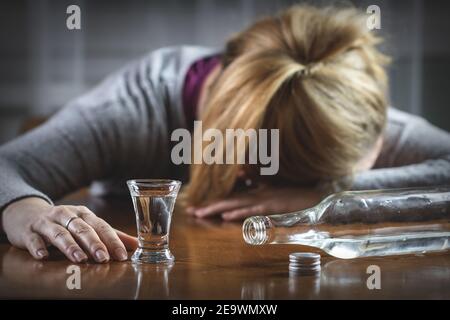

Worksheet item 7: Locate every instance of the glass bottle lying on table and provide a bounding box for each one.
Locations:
[243,187,450,259]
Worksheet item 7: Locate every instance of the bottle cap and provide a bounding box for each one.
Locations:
[288,252,321,275]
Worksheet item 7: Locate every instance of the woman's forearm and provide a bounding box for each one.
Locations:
[352,156,450,190]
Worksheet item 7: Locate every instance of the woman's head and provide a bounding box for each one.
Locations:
[185,4,390,205]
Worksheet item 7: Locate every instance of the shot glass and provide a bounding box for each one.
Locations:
[127,179,181,264]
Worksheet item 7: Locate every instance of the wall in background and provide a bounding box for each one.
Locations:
[0,0,449,143]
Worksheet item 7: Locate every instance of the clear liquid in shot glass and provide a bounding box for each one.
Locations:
[131,192,176,250]
[127,179,181,264]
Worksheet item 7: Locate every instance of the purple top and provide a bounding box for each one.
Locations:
[182,55,221,130]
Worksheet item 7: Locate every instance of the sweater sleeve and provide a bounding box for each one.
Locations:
[0,52,164,213]
[352,108,450,190]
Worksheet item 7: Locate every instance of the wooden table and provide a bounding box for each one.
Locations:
[1,191,449,299]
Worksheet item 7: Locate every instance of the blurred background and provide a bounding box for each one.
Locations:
[0,0,449,144]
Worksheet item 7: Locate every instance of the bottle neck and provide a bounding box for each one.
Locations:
[243,207,318,245]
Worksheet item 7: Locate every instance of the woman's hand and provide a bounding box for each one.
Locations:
[186,185,322,221]
[1,197,138,263]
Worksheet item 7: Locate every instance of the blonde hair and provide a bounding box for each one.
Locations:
[183,4,389,206]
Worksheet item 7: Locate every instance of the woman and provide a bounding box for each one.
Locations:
[1,5,449,263]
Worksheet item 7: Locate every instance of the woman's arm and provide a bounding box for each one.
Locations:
[353,108,450,190]
[0,102,120,210]
[0,53,159,260]
[0,46,175,212]
[0,102,139,261]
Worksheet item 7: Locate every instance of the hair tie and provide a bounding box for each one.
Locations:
[297,62,323,78]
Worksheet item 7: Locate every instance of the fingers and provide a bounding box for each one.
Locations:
[49,207,110,263]
[35,205,128,263]
[80,211,128,262]
[192,197,254,218]
[9,202,132,263]
[23,232,48,260]
[115,229,138,251]
[33,220,87,263]
[221,205,265,222]
[66,218,112,263]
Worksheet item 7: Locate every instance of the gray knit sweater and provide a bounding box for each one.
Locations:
[0,46,449,212]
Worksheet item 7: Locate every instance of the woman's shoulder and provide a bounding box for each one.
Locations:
[386,107,427,126]
[384,107,430,145]
[93,45,220,92]
[385,107,449,143]
[142,45,220,76]
[130,45,221,101]
[73,46,220,110]
[378,107,450,167]
[149,45,220,60]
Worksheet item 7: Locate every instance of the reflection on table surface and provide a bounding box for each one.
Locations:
[1,191,449,299]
